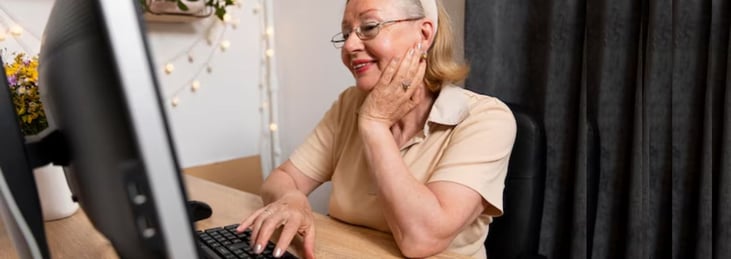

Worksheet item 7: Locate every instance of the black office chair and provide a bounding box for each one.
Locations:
[485,103,547,259]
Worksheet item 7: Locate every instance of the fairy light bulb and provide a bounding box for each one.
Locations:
[171,97,180,107]
[223,14,232,22]
[265,27,274,36]
[220,40,231,51]
[10,26,23,37]
[164,63,175,74]
[269,123,278,132]
[0,32,6,41]
[265,49,274,57]
[191,80,200,92]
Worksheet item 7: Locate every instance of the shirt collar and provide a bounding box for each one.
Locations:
[427,84,471,126]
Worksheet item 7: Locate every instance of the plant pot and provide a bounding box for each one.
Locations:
[32,164,78,221]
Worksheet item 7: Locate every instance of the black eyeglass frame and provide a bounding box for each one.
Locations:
[330,16,425,48]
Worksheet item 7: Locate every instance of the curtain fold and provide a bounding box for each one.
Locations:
[464,0,728,258]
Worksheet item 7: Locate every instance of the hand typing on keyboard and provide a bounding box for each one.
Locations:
[236,191,316,259]
[197,224,298,259]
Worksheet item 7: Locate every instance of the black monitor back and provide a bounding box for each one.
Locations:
[37,0,199,258]
[0,57,50,259]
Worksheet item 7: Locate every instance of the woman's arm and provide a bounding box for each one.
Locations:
[260,160,322,204]
[359,121,487,258]
[237,160,321,259]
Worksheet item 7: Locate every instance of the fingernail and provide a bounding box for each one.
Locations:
[408,48,415,56]
[255,244,263,254]
[417,42,422,50]
[274,248,283,257]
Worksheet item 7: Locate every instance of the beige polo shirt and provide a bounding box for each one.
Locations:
[290,85,516,258]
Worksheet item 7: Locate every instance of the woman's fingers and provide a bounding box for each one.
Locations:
[302,224,317,259]
[407,58,427,103]
[237,204,314,257]
[394,47,417,90]
[272,214,303,258]
[252,212,287,254]
[237,207,265,233]
[378,57,400,88]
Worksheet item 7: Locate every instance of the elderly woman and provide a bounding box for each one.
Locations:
[237,0,516,258]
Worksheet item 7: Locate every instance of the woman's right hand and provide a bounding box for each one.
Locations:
[236,191,316,259]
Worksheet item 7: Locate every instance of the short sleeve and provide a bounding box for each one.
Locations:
[289,88,363,182]
[428,97,517,216]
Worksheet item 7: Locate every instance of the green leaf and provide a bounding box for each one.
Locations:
[215,7,226,19]
[177,0,190,11]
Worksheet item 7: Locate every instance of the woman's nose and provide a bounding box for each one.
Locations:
[342,32,364,52]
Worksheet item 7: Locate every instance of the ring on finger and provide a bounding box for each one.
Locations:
[401,80,411,91]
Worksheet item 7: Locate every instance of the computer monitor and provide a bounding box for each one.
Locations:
[1,0,199,258]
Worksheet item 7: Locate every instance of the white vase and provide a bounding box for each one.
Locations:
[32,164,79,221]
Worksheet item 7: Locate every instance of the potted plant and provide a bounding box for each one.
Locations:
[3,51,78,221]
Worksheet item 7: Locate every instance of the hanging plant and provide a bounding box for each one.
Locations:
[139,0,235,20]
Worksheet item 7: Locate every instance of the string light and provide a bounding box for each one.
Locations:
[0,32,5,41]
[220,40,231,51]
[162,13,228,106]
[9,25,22,37]
[257,0,282,173]
[191,80,201,92]
[265,26,274,36]
[164,63,175,74]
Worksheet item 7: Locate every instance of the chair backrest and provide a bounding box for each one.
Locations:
[485,103,546,259]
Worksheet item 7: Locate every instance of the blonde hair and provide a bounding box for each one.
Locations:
[421,1,469,92]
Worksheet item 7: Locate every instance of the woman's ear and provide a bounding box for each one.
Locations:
[419,19,435,50]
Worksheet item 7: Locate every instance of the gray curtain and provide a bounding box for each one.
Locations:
[464,0,729,258]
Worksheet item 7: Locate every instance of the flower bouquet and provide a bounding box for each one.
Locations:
[3,52,48,136]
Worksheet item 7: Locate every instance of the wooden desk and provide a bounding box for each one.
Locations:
[1,175,466,258]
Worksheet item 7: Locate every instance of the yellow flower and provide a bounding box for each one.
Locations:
[3,51,48,136]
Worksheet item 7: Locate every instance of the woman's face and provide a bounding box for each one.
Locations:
[340,0,423,91]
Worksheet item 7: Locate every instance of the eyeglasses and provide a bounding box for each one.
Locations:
[330,17,424,48]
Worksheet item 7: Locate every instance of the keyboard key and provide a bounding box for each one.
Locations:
[227,242,249,251]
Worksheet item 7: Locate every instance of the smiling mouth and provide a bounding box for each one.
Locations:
[352,61,375,74]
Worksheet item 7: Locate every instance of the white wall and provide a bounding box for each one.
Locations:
[1,0,262,168]
[146,5,263,168]
[272,0,465,214]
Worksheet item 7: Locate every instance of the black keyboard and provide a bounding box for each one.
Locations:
[197,224,298,259]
